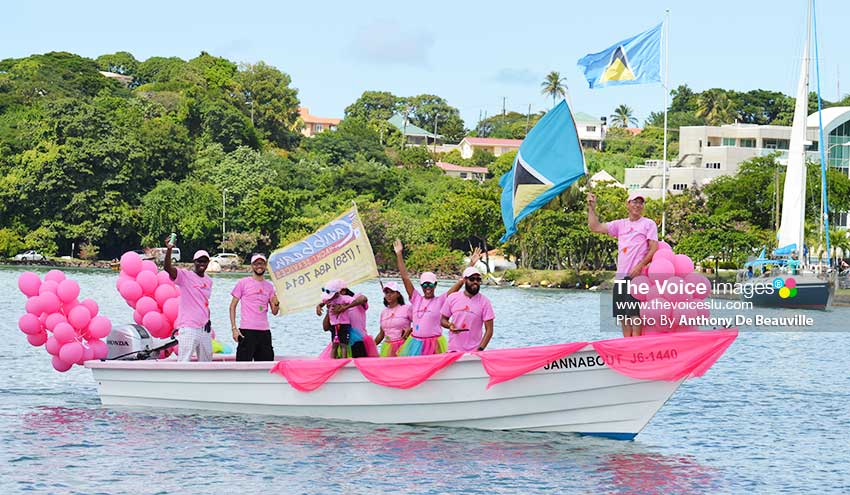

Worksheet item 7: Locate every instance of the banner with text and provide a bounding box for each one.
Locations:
[269,206,378,315]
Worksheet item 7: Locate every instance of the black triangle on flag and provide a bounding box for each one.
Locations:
[511,153,553,217]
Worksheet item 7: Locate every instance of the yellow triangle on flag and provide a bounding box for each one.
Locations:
[600,46,636,83]
[513,184,552,217]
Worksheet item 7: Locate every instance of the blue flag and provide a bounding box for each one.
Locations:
[499,100,586,242]
[577,23,662,89]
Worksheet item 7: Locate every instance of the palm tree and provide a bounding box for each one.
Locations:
[610,104,638,128]
[696,89,735,125]
[540,71,568,106]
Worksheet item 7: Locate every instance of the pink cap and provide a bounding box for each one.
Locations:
[251,253,267,264]
[193,250,210,261]
[419,272,437,284]
[627,192,645,202]
[321,292,335,303]
[463,266,481,278]
[324,279,347,293]
[383,281,401,293]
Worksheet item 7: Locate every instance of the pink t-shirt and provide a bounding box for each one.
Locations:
[174,268,213,329]
[231,277,276,331]
[440,291,495,352]
[607,217,659,278]
[348,292,369,332]
[410,290,448,338]
[380,304,412,342]
[326,294,354,326]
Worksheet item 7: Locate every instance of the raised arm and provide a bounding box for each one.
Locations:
[394,239,415,298]
[447,246,483,295]
[586,192,608,235]
[163,236,177,280]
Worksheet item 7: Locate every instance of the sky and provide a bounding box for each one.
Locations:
[3,0,849,128]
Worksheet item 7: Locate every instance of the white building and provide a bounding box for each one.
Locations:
[458,137,522,159]
[573,112,606,150]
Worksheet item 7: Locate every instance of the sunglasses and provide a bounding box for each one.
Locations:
[321,288,336,294]
[420,282,437,288]
[466,276,483,282]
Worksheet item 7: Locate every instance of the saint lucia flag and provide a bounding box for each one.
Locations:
[577,23,662,89]
[499,100,586,242]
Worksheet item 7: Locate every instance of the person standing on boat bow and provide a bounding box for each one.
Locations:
[440,266,494,352]
[587,191,658,338]
[229,254,280,361]
[164,238,214,362]
[393,239,481,356]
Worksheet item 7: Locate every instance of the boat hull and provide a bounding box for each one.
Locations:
[87,348,682,439]
[741,275,832,310]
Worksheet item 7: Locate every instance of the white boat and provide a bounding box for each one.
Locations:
[87,345,685,440]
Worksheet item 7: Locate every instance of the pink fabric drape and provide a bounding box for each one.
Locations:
[353,353,463,389]
[475,342,589,388]
[591,329,738,381]
[270,358,351,392]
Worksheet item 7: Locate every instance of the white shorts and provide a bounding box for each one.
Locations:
[177,327,213,362]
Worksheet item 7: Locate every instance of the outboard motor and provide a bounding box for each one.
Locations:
[106,324,176,360]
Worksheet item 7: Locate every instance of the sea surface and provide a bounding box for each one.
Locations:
[1,266,848,494]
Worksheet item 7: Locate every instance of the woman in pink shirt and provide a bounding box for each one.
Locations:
[317,279,378,358]
[375,282,411,357]
[393,239,481,356]
[587,191,659,338]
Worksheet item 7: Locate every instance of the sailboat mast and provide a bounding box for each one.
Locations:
[813,0,832,267]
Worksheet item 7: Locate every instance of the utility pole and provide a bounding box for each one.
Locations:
[525,103,532,134]
[222,188,227,250]
[502,97,506,116]
[432,113,439,156]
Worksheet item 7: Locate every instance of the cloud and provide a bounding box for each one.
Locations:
[349,20,434,67]
[491,68,538,86]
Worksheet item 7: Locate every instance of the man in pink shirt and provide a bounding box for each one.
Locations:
[440,266,494,352]
[164,240,214,362]
[229,254,280,361]
[587,191,659,337]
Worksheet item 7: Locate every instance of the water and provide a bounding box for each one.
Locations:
[1,266,848,494]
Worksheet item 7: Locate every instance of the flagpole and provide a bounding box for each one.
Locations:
[661,9,670,238]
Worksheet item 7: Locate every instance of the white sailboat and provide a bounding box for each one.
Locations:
[742,0,834,310]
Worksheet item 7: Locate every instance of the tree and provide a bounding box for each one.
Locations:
[95,52,139,76]
[236,61,301,149]
[344,91,402,122]
[696,89,735,126]
[540,71,568,106]
[303,117,389,166]
[610,104,638,128]
[404,94,466,144]
[140,180,222,253]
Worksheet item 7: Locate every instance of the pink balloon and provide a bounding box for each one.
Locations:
[118,280,143,304]
[80,298,99,317]
[88,316,112,339]
[672,254,695,277]
[81,345,94,363]
[683,272,712,299]
[25,296,44,315]
[652,249,676,264]
[163,297,179,323]
[136,270,158,296]
[39,292,61,314]
[121,251,143,277]
[18,272,42,297]
[157,270,175,286]
[52,355,73,372]
[657,241,673,252]
[628,275,651,302]
[27,330,48,346]
[658,276,688,303]
[136,296,158,316]
[38,280,59,295]
[67,305,92,330]
[141,259,158,273]
[44,269,66,283]
[116,272,133,290]
[59,342,84,364]
[640,297,672,325]
[133,309,144,326]
[154,284,178,307]
[53,322,77,344]
[648,258,675,282]
[19,313,43,335]
[45,336,61,356]
[142,311,165,335]
[55,279,81,303]
[88,339,109,360]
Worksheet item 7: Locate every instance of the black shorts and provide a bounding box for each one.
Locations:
[613,277,641,318]
[236,329,274,362]
[331,324,351,345]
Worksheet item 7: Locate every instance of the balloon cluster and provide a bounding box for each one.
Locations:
[632,241,713,333]
[116,251,179,339]
[17,270,113,372]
